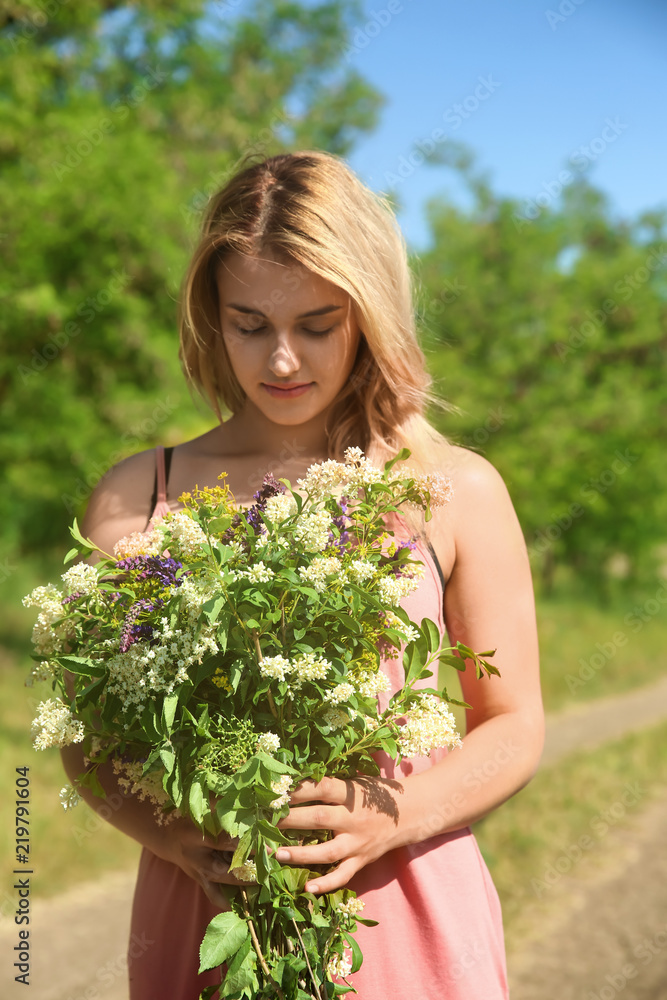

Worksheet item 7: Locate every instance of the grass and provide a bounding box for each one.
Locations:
[473,717,667,950]
[534,589,667,713]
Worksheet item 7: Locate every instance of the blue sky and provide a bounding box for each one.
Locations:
[337,0,666,251]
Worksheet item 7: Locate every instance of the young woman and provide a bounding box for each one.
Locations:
[62,149,543,999]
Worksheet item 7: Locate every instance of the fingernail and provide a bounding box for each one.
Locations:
[306,882,319,893]
[275,849,290,861]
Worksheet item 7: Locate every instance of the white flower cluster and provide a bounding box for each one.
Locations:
[355,670,391,697]
[61,562,99,597]
[298,555,345,592]
[160,512,208,559]
[59,784,81,810]
[347,558,376,585]
[291,652,332,689]
[270,774,292,809]
[397,694,462,758]
[296,447,384,501]
[239,561,274,584]
[31,699,85,750]
[342,446,384,489]
[264,493,298,523]
[258,654,291,681]
[376,572,422,607]
[106,620,219,707]
[383,611,420,644]
[22,583,71,655]
[231,860,258,882]
[258,652,333,689]
[112,759,175,823]
[336,897,365,916]
[296,458,350,498]
[324,682,355,705]
[400,471,454,512]
[256,732,281,754]
[114,530,163,559]
[327,952,353,979]
[292,510,332,553]
[177,576,219,623]
[25,659,57,687]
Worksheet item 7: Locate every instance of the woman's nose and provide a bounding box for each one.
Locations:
[268,334,300,375]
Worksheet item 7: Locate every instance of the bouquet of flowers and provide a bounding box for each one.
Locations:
[24,447,497,999]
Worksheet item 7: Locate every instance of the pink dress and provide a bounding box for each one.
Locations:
[127,449,508,999]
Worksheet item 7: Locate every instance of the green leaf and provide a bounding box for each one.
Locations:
[59,654,97,675]
[188,779,205,825]
[279,866,310,894]
[383,447,411,473]
[342,930,363,974]
[198,912,249,973]
[403,642,426,686]
[229,829,252,871]
[159,748,175,775]
[208,515,232,534]
[439,652,466,671]
[421,617,441,654]
[68,518,102,553]
[162,693,178,730]
[77,767,105,799]
[202,594,226,625]
[220,933,257,995]
[63,546,79,564]
[76,675,106,708]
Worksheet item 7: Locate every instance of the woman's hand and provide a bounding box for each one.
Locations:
[154,813,247,909]
[275,775,405,894]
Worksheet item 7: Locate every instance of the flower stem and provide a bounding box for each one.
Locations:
[241,890,286,1000]
[290,916,324,1000]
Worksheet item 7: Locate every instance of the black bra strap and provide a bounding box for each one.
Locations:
[148,446,174,515]
[425,538,447,594]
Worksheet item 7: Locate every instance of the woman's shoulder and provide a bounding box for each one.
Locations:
[427,443,522,575]
[439,443,512,495]
[80,446,161,553]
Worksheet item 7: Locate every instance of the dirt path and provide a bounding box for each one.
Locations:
[540,674,667,767]
[0,868,136,1000]
[507,789,667,1000]
[3,677,667,1000]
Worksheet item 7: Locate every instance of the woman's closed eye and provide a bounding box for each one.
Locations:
[235,324,335,337]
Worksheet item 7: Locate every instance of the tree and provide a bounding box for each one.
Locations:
[411,144,667,595]
[0,0,383,554]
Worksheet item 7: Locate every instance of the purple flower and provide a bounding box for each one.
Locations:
[61,592,82,605]
[119,598,162,652]
[115,555,185,589]
[329,496,351,553]
[253,473,286,506]
[245,473,286,533]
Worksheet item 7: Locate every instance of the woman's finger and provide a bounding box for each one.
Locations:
[274,833,350,869]
[303,857,359,896]
[277,802,347,833]
[288,775,350,805]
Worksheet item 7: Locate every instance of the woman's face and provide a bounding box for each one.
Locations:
[216,253,362,428]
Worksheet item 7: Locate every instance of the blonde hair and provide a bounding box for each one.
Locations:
[179,149,452,475]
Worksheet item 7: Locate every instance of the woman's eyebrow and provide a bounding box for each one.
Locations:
[225,303,344,319]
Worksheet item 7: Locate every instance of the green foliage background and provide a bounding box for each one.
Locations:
[1,0,666,603]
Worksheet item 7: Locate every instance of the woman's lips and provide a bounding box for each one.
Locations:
[262,383,313,398]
